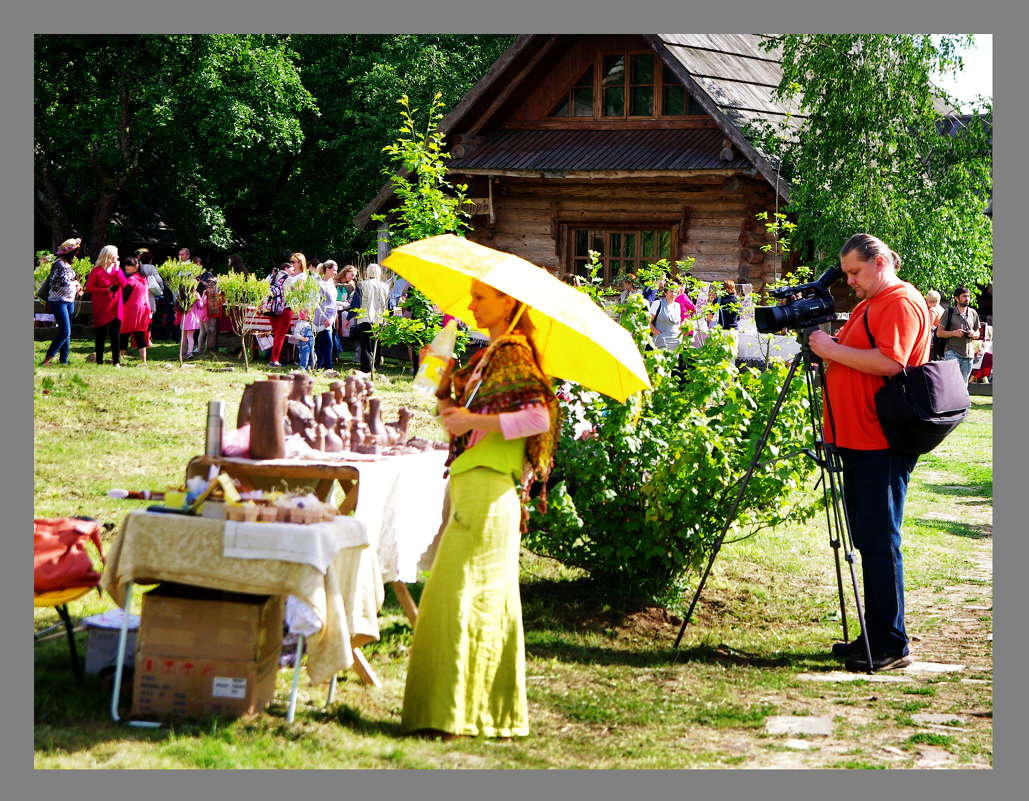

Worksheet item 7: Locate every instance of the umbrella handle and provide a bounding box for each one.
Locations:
[460,303,526,409]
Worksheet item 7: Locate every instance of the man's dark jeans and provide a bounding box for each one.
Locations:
[838,447,919,656]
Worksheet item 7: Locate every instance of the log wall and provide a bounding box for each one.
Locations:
[462,174,781,293]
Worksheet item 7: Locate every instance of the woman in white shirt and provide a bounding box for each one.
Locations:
[314,261,339,369]
[649,283,682,350]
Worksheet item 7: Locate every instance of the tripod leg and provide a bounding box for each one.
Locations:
[812,362,874,673]
[674,542,721,649]
[674,350,805,648]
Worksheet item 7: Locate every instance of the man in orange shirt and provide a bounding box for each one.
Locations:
[809,233,932,672]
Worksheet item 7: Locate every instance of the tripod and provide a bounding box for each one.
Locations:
[672,327,874,673]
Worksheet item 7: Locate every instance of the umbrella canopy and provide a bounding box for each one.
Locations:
[383,235,651,403]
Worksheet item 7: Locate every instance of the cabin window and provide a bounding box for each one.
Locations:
[552,52,702,119]
[570,226,673,285]
[549,66,596,117]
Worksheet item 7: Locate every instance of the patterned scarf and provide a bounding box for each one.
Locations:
[447,332,561,528]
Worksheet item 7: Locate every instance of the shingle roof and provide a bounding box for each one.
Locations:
[447,127,751,172]
[650,34,806,137]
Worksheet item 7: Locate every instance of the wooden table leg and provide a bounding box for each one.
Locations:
[351,647,381,687]
[390,581,419,625]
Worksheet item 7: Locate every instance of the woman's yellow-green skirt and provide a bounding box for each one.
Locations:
[400,466,528,737]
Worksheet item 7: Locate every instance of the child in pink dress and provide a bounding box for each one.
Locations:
[179,290,206,359]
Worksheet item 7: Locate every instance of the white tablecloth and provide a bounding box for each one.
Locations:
[351,450,449,583]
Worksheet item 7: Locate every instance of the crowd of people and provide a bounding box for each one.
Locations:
[37,241,405,373]
[614,271,741,352]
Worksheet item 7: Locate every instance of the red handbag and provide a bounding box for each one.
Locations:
[34,517,106,594]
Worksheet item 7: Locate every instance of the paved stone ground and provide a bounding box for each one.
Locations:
[755,534,993,769]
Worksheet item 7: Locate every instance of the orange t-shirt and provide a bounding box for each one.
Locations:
[823,281,932,450]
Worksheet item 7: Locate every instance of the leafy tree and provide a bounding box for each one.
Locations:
[258,34,515,260]
[284,273,322,331]
[35,34,316,261]
[157,258,200,365]
[373,92,474,247]
[35,34,513,269]
[753,34,992,297]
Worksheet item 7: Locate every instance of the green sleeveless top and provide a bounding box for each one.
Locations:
[449,431,526,483]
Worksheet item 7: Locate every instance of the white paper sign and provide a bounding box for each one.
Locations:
[211,676,248,699]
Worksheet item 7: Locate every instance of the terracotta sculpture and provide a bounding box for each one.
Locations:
[319,391,344,452]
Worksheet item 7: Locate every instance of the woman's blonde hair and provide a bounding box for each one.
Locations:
[290,252,307,272]
[95,245,119,268]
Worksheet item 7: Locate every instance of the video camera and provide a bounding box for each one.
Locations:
[754,267,843,334]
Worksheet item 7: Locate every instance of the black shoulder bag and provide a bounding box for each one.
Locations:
[863,308,970,456]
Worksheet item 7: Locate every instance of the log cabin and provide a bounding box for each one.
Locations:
[354,34,808,295]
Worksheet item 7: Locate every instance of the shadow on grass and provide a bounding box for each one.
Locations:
[927,482,993,502]
[520,577,801,669]
[910,516,992,540]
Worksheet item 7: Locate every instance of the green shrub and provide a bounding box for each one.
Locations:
[525,298,818,605]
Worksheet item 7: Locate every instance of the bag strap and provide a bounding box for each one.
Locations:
[862,307,898,386]
[861,306,875,349]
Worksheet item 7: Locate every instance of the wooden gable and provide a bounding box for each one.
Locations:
[356,34,799,292]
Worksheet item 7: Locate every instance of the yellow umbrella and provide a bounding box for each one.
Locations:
[383,235,651,403]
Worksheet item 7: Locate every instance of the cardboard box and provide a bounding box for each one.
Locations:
[82,609,140,675]
[131,583,283,718]
[131,650,279,718]
[135,583,282,662]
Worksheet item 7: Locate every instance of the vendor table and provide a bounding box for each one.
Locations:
[100,509,383,723]
[185,450,450,622]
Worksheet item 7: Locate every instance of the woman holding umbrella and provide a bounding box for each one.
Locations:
[401,280,561,740]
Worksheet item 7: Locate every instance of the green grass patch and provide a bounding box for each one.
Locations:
[33,342,992,768]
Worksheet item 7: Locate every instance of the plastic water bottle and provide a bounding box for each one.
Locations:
[412,319,458,394]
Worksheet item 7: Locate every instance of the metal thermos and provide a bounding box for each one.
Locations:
[205,400,224,458]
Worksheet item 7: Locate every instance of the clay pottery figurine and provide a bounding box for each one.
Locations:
[336,415,351,451]
[290,372,315,409]
[319,393,344,452]
[385,406,414,444]
[330,380,346,405]
[367,397,389,445]
[249,380,290,459]
[287,399,319,447]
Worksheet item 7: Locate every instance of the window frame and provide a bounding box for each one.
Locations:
[563,222,680,286]
[550,51,700,120]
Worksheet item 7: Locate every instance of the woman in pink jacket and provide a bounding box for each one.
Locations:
[84,245,127,366]
[119,256,152,364]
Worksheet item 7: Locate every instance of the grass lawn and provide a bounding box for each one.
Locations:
[33,338,992,768]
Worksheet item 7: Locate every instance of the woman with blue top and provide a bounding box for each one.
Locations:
[401,280,561,739]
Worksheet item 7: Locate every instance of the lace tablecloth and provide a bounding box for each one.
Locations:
[100,510,384,685]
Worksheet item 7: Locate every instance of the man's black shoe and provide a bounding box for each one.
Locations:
[844,651,912,673]
[831,638,867,659]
